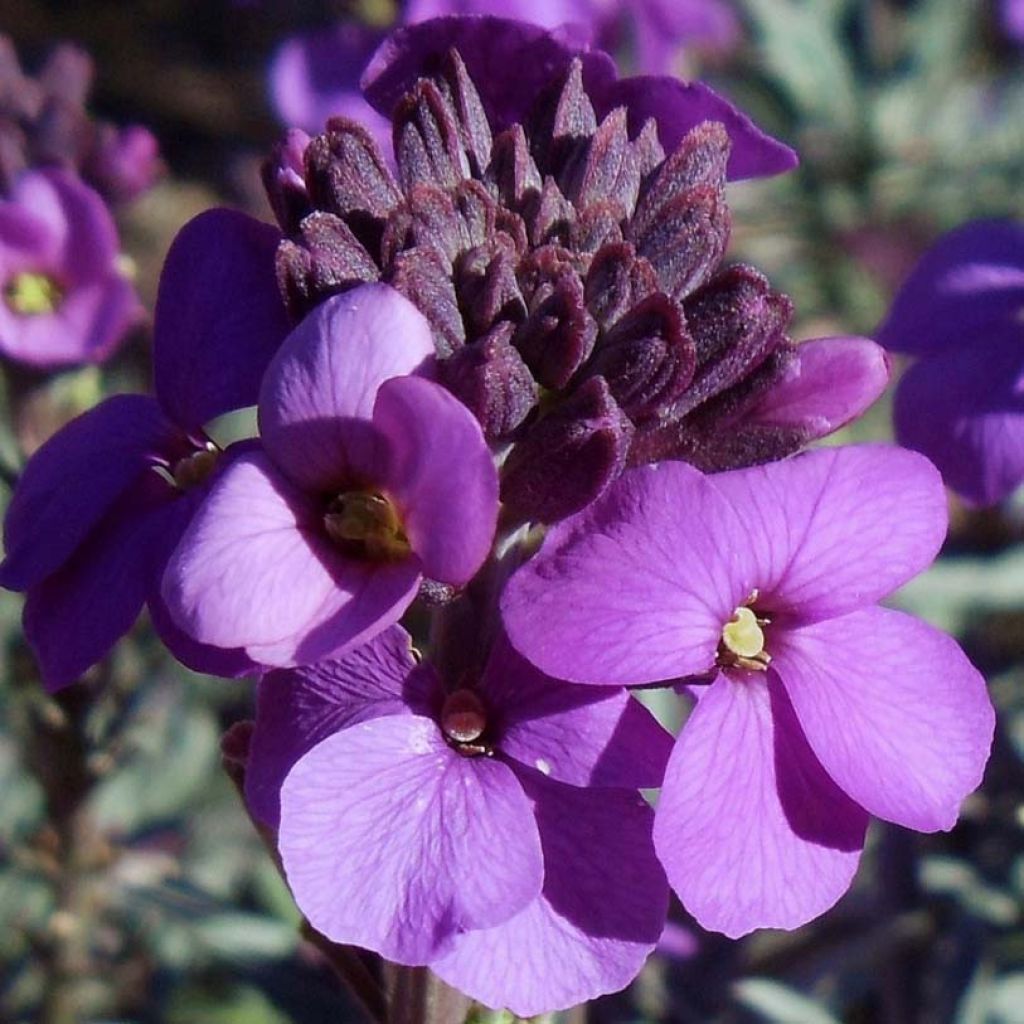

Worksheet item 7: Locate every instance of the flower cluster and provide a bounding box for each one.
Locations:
[0,35,160,367]
[1,16,996,1016]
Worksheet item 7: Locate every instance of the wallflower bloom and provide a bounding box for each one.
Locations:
[161,283,499,667]
[877,220,1024,506]
[269,16,887,522]
[0,168,140,366]
[0,209,291,687]
[502,445,994,937]
[244,625,671,1014]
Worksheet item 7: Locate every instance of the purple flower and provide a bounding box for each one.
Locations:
[502,445,995,937]
[0,208,292,688]
[1001,0,1024,43]
[161,283,499,668]
[876,220,1024,506]
[244,625,671,1014]
[0,168,141,366]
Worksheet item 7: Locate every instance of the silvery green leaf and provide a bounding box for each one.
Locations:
[733,978,842,1024]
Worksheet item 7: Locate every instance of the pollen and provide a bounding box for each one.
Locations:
[324,491,411,562]
[4,271,63,316]
[719,604,771,672]
[171,445,220,490]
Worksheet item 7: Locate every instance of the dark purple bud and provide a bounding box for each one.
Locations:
[305,118,402,251]
[86,124,161,205]
[586,294,696,421]
[528,58,597,177]
[441,322,537,439]
[522,176,575,248]
[514,251,597,390]
[37,43,93,107]
[456,239,526,339]
[436,49,493,178]
[393,78,470,192]
[569,198,626,254]
[501,375,633,523]
[276,212,379,319]
[31,97,92,169]
[584,242,659,329]
[387,246,466,356]
[262,129,312,234]
[486,124,542,209]
[563,106,640,217]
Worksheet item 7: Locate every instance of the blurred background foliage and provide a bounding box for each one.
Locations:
[0,0,1023,1021]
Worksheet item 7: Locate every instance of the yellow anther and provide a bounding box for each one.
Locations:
[5,272,63,315]
[324,491,411,562]
[719,605,771,672]
[171,446,220,491]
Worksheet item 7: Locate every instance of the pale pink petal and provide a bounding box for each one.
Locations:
[774,607,994,833]
[709,444,948,624]
[502,461,750,686]
[258,284,436,492]
[279,715,543,963]
[653,674,867,937]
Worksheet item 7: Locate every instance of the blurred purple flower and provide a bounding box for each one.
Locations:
[1001,0,1024,42]
[161,283,499,668]
[503,445,994,937]
[877,220,1024,506]
[245,625,671,1014]
[0,168,141,367]
[269,2,739,138]
[0,35,161,205]
[0,209,291,688]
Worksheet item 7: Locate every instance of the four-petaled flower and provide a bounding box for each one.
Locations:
[243,625,671,1015]
[502,445,995,936]
[161,283,499,667]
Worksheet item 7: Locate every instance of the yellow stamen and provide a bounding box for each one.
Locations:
[324,491,411,562]
[172,446,220,490]
[719,605,771,672]
[5,272,63,315]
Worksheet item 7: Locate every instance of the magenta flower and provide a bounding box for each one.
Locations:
[244,625,671,1014]
[0,168,141,366]
[877,220,1024,506]
[161,283,499,668]
[0,208,291,688]
[502,445,995,937]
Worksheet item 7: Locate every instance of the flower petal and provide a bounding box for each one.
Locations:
[893,329,1024,506]
[373,375,497,584]
[710,444,949,624]
[502,461,748,686]
[482,634,672,788]
[653,673,867,937]
[0,395,184,591]
[246,627,429,827]
[773,606,994,833]
[876,220,1024,356]
[279,714,543,963]
[740,336,890,439]
[154,209,291,431]
[161,449,421,665]
[22,474,174,691]
[434,776,667,1017]
[258,284,435,492]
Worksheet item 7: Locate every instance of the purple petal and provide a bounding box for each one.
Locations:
[876,220,1024,356]
[434,775,667,1017]
[406,0,596,31]
[502,461,748,686]
[740,336,890,439]
[653,674,868,938]
[270,24,393,144]
[153,209,290,431]
[893,329,1024,506]
[161,449,420,665]
[709,444,949,624]
[373,375,498,584]
[1,395,185,591]
[258,285,435,492]
[774,607,994,833]
[23,474,174,691]
[363,17,612,136]
[279,714,543,963]
[246,627,427,827]
[1003,0,1024,42]
[595,77,796,180]
[482,634,672,788]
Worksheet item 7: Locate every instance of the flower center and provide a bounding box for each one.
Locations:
[171,445,220,490]
[4,272,63,316]
[718,597,771,672]
[323,491,411,562]
[440,689,492,757]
